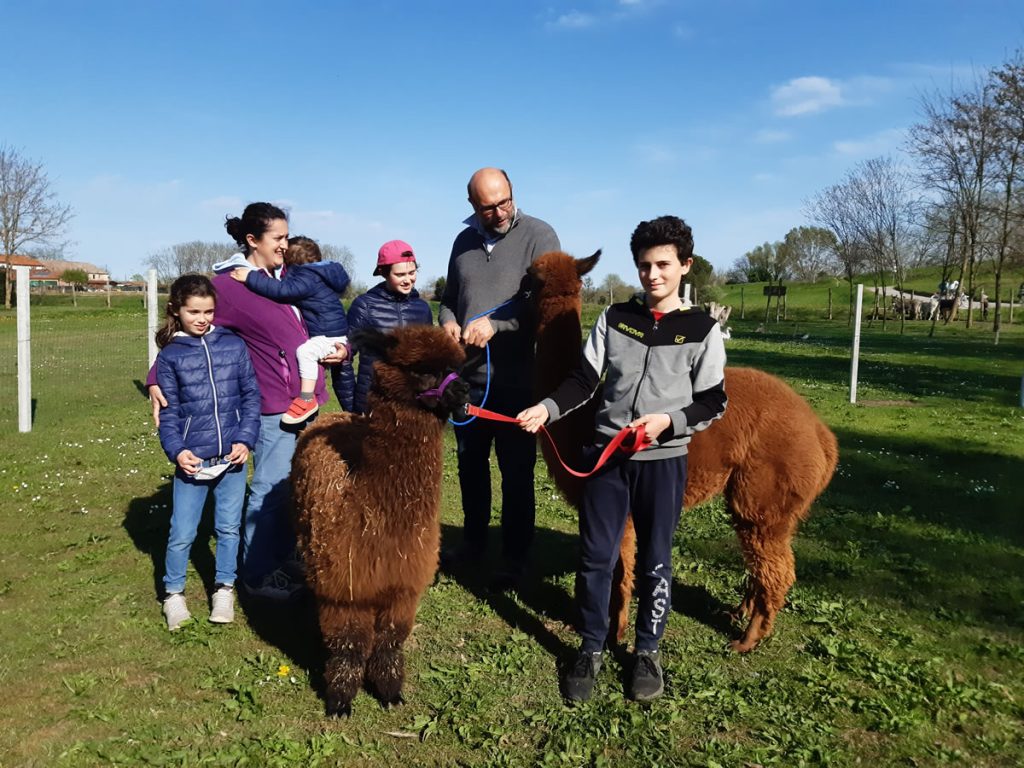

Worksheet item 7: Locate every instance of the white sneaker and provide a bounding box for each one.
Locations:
[209,585,235,624]
[243,568,305,602]
[163,592,191,631]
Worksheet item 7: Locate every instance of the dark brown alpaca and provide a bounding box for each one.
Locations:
[290,326,469,716]
[529,251,839,653]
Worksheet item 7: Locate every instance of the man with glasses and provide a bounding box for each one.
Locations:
[439,167,560,591]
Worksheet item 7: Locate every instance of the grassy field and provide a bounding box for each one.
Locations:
[0,292,1021,767]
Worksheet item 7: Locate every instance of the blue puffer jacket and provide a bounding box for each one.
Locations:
[345,282,433,413]
[156,327,261,463]
[244,261,350,337]
[244,261,355,410]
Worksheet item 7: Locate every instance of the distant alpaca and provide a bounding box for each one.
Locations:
[529,251,839,653]
[290,326,469,716]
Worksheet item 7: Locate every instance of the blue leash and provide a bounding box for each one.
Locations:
[449,298,514,426]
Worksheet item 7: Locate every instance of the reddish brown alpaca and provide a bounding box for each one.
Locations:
[290,326,469,716]
[529,251,839,652]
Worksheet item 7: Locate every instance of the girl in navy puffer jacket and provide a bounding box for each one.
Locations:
[155,275,261,631]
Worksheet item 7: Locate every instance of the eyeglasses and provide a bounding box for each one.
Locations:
[475,197,514,216]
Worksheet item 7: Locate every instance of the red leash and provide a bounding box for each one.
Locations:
[464,404,651,478]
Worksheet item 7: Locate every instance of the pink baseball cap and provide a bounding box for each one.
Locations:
[375,240,416,275]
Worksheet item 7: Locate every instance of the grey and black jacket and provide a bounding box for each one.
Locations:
[540,295,727,461]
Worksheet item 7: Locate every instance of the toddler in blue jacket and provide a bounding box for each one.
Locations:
[232,236,352,424]
[155,274,261,630]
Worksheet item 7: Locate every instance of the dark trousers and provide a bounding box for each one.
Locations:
[577,452,687,652]
[454,385,536,562]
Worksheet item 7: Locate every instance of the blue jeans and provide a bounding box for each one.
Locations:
[164,460,247,594]
[454,385,536,562]
[242,414,298,585]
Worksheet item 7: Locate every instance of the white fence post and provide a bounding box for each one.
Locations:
[147,269,158,368]
[16,267,32,433]
[682,283,692,306]
[850,283,864,405]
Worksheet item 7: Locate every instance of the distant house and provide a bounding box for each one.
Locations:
[1,256,111,291]
[0,254,60,288]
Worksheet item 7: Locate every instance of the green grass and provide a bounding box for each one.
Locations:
[0,291,1021,767]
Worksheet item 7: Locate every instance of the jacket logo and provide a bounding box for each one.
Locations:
[616,322,645,339]
[674,335,686,344]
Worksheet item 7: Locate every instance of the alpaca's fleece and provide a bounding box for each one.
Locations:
[291,325,468,715]
[530,251,838,653]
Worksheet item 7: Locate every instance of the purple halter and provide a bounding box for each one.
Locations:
[416,371,460,402]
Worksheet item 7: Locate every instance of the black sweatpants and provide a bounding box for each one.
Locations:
[577,452,687,652]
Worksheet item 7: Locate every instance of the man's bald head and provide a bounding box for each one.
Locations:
[467,168,516,236]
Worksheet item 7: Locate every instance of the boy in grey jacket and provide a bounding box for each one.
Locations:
[518,215,727,703]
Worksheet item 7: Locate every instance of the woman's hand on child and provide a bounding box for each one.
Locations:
[230,268,250,283]
[149,385,167,427]
[516,404,549,433]
[629,413,671,443]
[226,443,250,465]
[320,343,348,365]
[176,449,202,475]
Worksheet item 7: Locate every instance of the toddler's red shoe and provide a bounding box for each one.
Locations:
[281,397,319,425]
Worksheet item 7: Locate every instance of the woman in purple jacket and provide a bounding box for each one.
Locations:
[150,203,348,601]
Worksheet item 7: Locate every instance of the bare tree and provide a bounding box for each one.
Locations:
[989,52,1024,337]
[846,156,920,333]
[145,241,235,283]
[908,79,998,328]
[0,146,74,308]
[805,181,868,323]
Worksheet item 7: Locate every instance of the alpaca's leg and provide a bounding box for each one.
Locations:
[729,514,800,653]
[320,600,375,717]
[365,589,418,706]
[609,515,636,645]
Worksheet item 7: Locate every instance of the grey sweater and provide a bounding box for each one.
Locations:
[439,211,560,388]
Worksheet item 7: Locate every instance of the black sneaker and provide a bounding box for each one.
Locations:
[630,649,664,701]
[563,650,602,702]
[488,557,526,593]
[439,542,485,572]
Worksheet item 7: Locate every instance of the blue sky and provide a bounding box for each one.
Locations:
[3,1,1023,283]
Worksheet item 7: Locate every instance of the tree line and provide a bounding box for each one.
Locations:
[729,49,1024,335]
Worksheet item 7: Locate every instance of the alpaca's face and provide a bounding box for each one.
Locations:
[361,325,469,420]
[529,250,602,300]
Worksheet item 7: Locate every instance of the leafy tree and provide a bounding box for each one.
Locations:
[732,241,791,283]
[433,276,447,301]
[781,226,839,281]
[0,145,74,308]
[62,268,87,307]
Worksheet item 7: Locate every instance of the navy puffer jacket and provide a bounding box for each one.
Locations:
[345,282,433,413]
[156,327,261,463]
[243,261,355,411]
[244,262,350,337]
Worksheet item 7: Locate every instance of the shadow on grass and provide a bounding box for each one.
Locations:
[684,425,1024,633]
[437,522,740,661]
[122,483,327,693]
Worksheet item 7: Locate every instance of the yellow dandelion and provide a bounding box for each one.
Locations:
[277,665,290,677]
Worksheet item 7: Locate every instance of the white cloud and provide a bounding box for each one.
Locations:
[753,129,791,144]
[633,142,679,166]
[771,76,844,116]
[833,128,905,156]
[548,11,597,29]
[199,195,243,213]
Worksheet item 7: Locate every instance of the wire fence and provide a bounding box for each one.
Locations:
[0,290,154,431]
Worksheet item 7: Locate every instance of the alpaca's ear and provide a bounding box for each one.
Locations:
[577,250,601,277]
[351,328,398,359]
